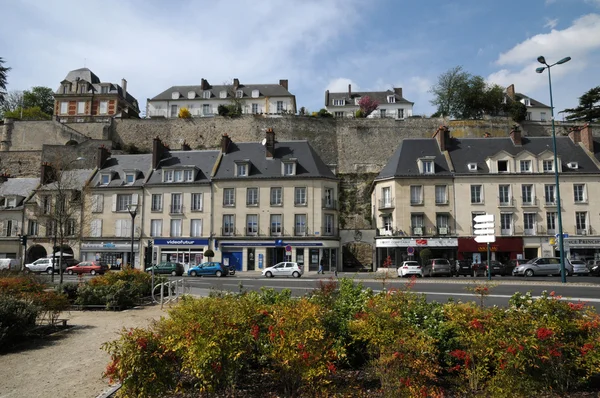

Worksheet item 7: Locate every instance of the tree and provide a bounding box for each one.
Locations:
[0,57,10,106]
[561,86,600,122]
[357,95,379,117]
[429,66,469,118]
[0,90,23,114]
[4,106,51,120]
[23,86,54,116]
[505,95,528,123]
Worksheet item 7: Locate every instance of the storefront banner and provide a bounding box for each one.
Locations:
[376,238,458,247]
[220,242,324,247]
[153,238,209,246]
[564,238,600,248]
[82,242,139,251]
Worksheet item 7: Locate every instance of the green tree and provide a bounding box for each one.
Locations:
[505,95,528,123]
[23,86,54,116]
[4,106,51,120]
[0,57,11,106]
[429,66,469,118]
[561,86,600,122]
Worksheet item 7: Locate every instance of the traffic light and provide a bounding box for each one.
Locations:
[19,235,28,246]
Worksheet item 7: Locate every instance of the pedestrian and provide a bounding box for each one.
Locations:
[318,258,325,274]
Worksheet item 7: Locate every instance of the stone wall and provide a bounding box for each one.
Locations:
[41,139,113,166]
[0,151,43,177]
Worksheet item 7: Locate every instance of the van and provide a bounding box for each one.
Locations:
[0,258,19,271]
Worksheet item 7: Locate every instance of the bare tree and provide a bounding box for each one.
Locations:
[0,90,23,114]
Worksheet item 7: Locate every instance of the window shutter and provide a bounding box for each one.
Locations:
[115,219,122,237]
[112,194,118,212]
[0,221,5,237]
[124,219,132,237]
[131,193,138,205]
[97,194,104,212]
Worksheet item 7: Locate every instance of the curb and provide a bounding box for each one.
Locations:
[96,384,121,398]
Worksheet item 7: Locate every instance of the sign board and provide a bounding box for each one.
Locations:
[258,254,264,269]
[407,246,415,255]
[285,245,292,253]
[555,233,569,239]
[473,213,495,244]
[474,229,495,235]
[474,235,496,243]
[473,214,495,223]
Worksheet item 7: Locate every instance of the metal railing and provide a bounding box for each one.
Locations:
[152,278,188,308]
[322,199,338,210]
[170,205,184,215]
[378,198,394,209]
[498,196,514,206]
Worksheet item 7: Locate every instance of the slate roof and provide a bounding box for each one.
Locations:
[327,89,413,107]
[213,141,336,180]
[516,92,550,108]
[375,139,452,180]
[38,169,95,190]
[92,154,153,188]
[64,68,101,84]
[0,178,39,199]
[447,136,598,174]
[146,150,220,185]
[150,83,293,101]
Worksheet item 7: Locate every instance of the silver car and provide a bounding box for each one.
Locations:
[571,260,590,276]
[422,258,452,277]
[512,257,573,277]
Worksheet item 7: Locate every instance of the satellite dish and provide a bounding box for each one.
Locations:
[261,138,267,146]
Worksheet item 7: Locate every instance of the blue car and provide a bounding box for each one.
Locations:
[188,262,228,277]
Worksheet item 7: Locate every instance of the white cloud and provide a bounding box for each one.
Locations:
[586,0,600,7]
[326,78,359,93]
[544,18,559,29]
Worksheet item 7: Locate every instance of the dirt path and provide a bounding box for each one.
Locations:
[0,305,170,398]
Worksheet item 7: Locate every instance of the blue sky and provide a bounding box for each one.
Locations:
[2,0,599,118]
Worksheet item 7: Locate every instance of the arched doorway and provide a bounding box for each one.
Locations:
[52,244,74,257]
[26,245,47,263]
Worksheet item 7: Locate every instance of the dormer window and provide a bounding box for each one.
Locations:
[0,197,4,207]
[236,162,249,177]
[497,160,508,173]
[164,170,174,182]
[203,91,211,99]
[100,85,109,94]
[354,97,361,105]
[251,89,260,98]
[184,170,194,182]
[236,90,243,98]
[171,91,180,100]
[333,99,345,106]
[283,161,296,176]
[174,170,184,182]
[220,90,227,99]
[62,84,70,94]
[387,95,396,103]
[188,91,196,99]
[543,159,554,172]
[100,174,111,186]
[468,163,477,172]
[125,173,135,185]
[79,83,87,93]
[6,197,16,208]
[521,98,531,106]
[418,157,435,174]
[520,160,532,173]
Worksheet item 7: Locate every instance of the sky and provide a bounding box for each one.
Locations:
[2,0,600,118]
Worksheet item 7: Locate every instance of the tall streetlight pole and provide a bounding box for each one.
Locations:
[536,55,571,283]
[127,203,138,269]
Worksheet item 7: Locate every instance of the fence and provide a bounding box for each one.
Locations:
[152,278,188,308]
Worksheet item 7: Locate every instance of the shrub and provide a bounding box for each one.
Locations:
[317,108,332,118]
[75,269,157,309]
[0,294,39,346]
[355,109,365,118]
[178,107,191,118]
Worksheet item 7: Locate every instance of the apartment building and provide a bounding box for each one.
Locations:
[54,67,140,122]
[325,84,414,119]
[147,78,296,118]
[212,129,340,273]
[506,84,551,122]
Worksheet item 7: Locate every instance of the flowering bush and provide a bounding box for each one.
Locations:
[75,269,157,309]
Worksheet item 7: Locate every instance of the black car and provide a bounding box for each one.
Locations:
[455,260,473,276]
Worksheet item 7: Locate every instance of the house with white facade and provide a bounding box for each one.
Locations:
[506,84,551,122]
[325,84,414,119]
[146,78,296,118]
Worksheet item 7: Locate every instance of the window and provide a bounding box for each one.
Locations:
[382,187,392,207]
[170,219,182,237]
[151,194,162,211]
[422,160,434,174]
[101,86,109,94]
[543,160,554,172]
[125,173,135,184]
[295,214,307,235]
[387,95,395,103]
[115,219,132,237]
[252,89,259,98]
[150,220,162,237]
[437,213,449,228]
[174,170,183,182]
[526,112,532,121]
[334,111,344,118]
[28,220,38,236]
[333,99,344,106]
[410,185,423,205]
[270,187,282,206]
[397,109,404,119]
[546,212,557,233]
[382,215,392,232]
[101,174,110,185]
[521,184,533,205]
[520,160,532,173]
[246,214,258,235]
[576,212,588,234]
[380,109,386,118]
[324,214,334,235]
[411,214,424,235]
[42,195,51,214]
[236,163,248,176]
[184,170,193,182]
[203,91,211,99]
[435,185,447,204]
[79,83,87,93]
[90,219,102,237]
[236,90,243,98]
[283,162,295,176]
[91,194,104,212]
[116,194,132,211]
[99,101,108,114]
[524,213,536,235]
[295,187,307,206]
[324,188,334,208]
[171,193,182,214]
[62,84,69,94]
[191,193,203,211]
[497,160,508,172]
[498,185,511,205]
[223,188,235,206]
[222,215,235,235]
[573,184,586,203]
[220,91,227,98]
[246,188,258,206]
[4,219,14,237]
[164,170,174,182]
[60,102,68,114]
[66,219,76,236]
[544,184,556,204]
[252,103,259,114]
[540,112,547,121]
[470,185,483,204]
[270,214,282,235]
[203,104,210,115]
[170,104,178,117]
[77,101,85,114]
[45,221,55,237]
[500,213,512,235]
[190,219,202,237]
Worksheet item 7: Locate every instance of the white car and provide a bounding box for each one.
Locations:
[397,261,423,277]
[262,262,303,278]
[24,257,77,274]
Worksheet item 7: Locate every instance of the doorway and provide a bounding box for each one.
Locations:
[223,251,243,271]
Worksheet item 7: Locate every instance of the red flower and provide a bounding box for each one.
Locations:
[536,327,554,340]
[470,319,484,331]
[450,349,468,360]
[568,302,585,311]
[550,291,555,297]
[297,343,305,350]
[392,351,404,360]
[506,346,517,355]
[549,348,562,357]
[399,377,411,387]
[580,343,595,356]
[136,337,148,350]
[250,324,260,340]
[448,364,461,372]
[327,362,337,374]
[302,351,310,360]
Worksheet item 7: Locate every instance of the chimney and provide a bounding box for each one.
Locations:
[394,87,403,98]
[233,78,240,89]
[121,78,127,99]
[0,173,9,183]
[506,84,515,100]
[568,126,581,144]
[265,128,275,158]
[181,141,191,151]
[40,162,55,184]
[96,145,111,169]
[432,125,450,152]
[220,134,232,154]
[580,123,593,152]
[201,78,210,90]
[325,90,330,107]
[510,125,522,146]
[279,79,288,90]
[152,137,164,170]
[348,84,352,98]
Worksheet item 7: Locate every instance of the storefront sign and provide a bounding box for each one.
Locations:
[477,246,498,252]
[376,238,458,248]
[220,241,324,247]
[82,242,139,251]
[564,238,600,248]
[153,238,209,246]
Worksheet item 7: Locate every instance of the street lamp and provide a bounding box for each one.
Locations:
[127,203,138,269]
[536,55,571,283]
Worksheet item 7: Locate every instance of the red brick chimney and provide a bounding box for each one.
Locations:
[510,126,522,146]
[506,84,516,100]
[568,126,581,144]
[220,134,232,154]
[279,79,288,90]
[0,173,10,183]
[394,87,403,98]
[580,123,593,152]
[96,145,111,169]
[432,125,450,151]
[265,128,275,158]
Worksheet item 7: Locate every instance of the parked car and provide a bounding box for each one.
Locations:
[589,261,600,276]
[66,261,109,275]
[397,261,423,277]
[512,257,573,277]
[482,260,509,276]
[454,259,473,276]
[0,258,19,271]
[504,259,532,276]
[570,260,590,276]
[24,257,78,274]
[146,262,184,276]
[587,259,600,272]
[262,262,303,278]
[188,262,228,277]
[422,258,452,277]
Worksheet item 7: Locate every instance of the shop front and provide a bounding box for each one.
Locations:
[218,240,340,273]
[375,237,458,268]
[564,237,600,261]
[522,237,555,259]
[152,238,210,272]
[457,237,523,264]
[0,240,19,260]
[81,241,139,269]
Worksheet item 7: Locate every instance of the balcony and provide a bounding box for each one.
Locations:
[435,198,449,205]
[270,228,283,237]
[322,199,338,210]
[221,227,238,237]
[521,197,539,207]
[575,226,591,236]
[437,226,451,235]
[378,198,394,210]
[412,226,424,236]
[293,227,310,236]
[245,228,262,237]
[170,205,184,215]
[544,199,557,207]
[498,197,514,207]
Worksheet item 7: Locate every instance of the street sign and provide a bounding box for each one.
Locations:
[475,235,496,243]
[285,245,292,253]
[474,222,495,229]
[474,214,495,223]
[474,229,495,235]
[407,246,414,255]
[555,233,569,239]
